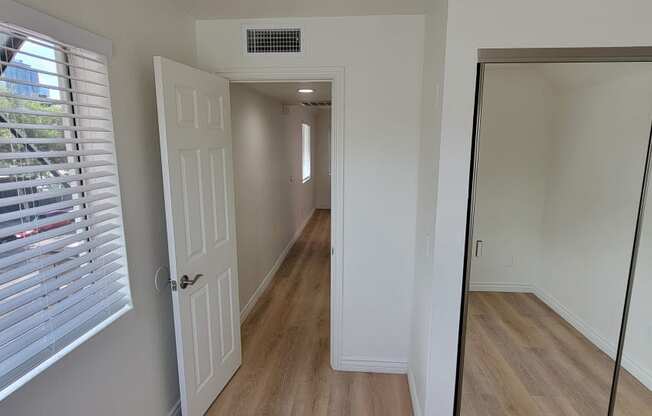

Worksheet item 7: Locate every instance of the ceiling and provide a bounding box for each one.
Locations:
[241,81,332,105]
[189,0,426,19]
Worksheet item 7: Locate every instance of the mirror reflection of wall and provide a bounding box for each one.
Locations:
[460,62,652,416]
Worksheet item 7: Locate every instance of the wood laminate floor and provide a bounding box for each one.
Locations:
[206,209,412,416]
[460,292,652,416]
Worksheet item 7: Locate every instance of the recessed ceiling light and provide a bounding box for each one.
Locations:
[298,88,315,94]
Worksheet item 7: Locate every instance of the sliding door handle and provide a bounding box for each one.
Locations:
[475,240,484,257]
[180,274,203,289]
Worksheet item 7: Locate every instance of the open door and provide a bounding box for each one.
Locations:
[153,56,241,416]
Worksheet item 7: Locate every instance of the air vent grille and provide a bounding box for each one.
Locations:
[246,28,302,53]
[302,101,332,107]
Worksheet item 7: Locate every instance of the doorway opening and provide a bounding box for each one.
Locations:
[218,68,346,376]
[228,81,333,322]
[206,79,335,413]
[454,50,652,416]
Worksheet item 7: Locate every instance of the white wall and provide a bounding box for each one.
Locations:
[196,15,424,368]
[425,3,652,412]
[0,1,196,415]
[230,84,317,314]
[314,109,331,209]
[469,67,549,291]
[408,0,448,413]
[189,0,426,19]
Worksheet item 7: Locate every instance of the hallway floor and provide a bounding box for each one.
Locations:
[461,292,652,416]
[206,210,413,416]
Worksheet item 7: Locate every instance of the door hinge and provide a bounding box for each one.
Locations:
[170,280,178,291]
[331,247,334,256]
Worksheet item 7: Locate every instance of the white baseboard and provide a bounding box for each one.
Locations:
[469,282,534,293]
[407,369,423,416]
[239,208,316,323]
[339,356,408,374]
[533,287,652,391]
[167,399,181,416]
[621,351,652,392]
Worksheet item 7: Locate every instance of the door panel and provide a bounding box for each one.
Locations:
[179,149,206,260]
[175,86,198,128]
[190,284,214,392]
[217,269,235,361]
[154,56,241,416]
[209,147,229,246]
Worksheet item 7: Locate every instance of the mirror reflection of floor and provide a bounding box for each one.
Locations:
[460,292,652,416]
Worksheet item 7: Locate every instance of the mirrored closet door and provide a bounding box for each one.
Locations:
[455,56,652,416]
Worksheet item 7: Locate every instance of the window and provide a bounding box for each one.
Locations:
[301,123,311,183]
[0,21,131,399]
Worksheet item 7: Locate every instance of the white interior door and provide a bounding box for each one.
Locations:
[153,56,241,416]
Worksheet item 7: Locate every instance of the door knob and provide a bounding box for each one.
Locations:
[180,274,203,289]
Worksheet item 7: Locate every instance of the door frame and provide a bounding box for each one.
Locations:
[453,47,652,416]
[213,66,345,370]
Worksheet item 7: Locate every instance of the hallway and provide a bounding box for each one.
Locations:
[206,210,412,415]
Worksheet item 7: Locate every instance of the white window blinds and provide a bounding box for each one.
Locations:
[0,22,131,399]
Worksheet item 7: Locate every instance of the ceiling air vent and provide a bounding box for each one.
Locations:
[246,28,302,54]
[302,101,332,107]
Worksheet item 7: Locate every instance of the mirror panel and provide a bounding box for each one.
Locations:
[458,62,652,416]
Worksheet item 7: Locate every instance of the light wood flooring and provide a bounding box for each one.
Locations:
[206,209,413,416]
[460,292,652,416]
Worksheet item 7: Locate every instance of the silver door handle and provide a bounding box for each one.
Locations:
[180,274,203,289]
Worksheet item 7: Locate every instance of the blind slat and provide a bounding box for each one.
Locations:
[0,255,122,322]
[0,170,114,192]
[0,77,108,99]
[0,201,117,240]
[0,137,112,145]
[0,122,111,133]
[0,149,112,160]
[0,273,123,347]
[0,107,111,122]
[0,266,122,334]
[0,23,106,65]
[0,92,110,111]
[0,291,127,376]
[0,45,107,76]
[0,193,115,225]
[0,160,113,176]
[0,247,121,303]
[0,181,114,208]
[0,223,119,270]
[0,298,130,385]
[0,233,120,286]
[0,61,107,87]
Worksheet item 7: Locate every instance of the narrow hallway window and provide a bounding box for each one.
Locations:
[302,123,311,182]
